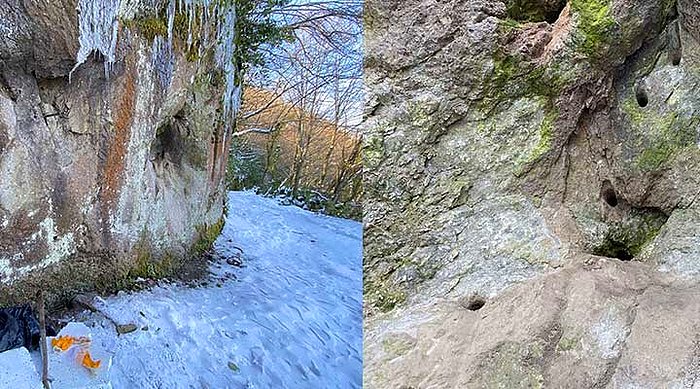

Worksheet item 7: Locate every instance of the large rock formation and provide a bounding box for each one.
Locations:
[364,0,700,386]
[0,0,238,303]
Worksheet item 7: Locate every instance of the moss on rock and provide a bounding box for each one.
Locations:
[621,96,698,171]
[192,217,225,255]
[570,0,616,59]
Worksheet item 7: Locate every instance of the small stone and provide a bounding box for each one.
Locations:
[116,324,138,334]
[141,326,149,331]
[226,255,242,267]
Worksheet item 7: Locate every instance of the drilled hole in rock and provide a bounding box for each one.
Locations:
[635,81,649,107]
[461,295,486,311]
[506,0,566,24]
[600,180,618,207]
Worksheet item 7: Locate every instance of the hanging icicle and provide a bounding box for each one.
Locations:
[215,4,241,126]
[151,35,174,89]
[71,0,121,80]
[72,0,241,126]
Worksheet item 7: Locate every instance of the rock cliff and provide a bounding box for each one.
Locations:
[0,0,239,303]
[364,0,700,386]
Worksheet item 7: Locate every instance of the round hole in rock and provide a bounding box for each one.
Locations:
[635,80,649,107]
[600,180,618,207]
[461,295,486,311]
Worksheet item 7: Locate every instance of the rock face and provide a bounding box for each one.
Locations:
[0,0,235,302]
[364,0,700,386]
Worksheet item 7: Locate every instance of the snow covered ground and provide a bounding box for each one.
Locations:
[31,191,362,388]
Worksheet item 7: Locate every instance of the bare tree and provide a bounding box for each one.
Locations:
[231,0,363,213]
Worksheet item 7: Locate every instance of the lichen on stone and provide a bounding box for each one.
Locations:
[621,95,698,171]
[569,0,616,58]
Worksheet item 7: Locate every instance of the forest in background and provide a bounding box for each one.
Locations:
[228,0,363,219]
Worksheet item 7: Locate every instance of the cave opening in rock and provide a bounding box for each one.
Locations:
[150,113,187,171]
[587,206,668,263]
[600,180,618,207]
[593,239,634,261]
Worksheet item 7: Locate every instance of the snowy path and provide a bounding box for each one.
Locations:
[61,192,362,388]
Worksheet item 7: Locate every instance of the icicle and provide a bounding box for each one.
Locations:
[72,0,242,130]
[149,0,176,89]
[167,0,175,44]
[71,0,122,80]
[151,35,174,90]
[215,4,241,128]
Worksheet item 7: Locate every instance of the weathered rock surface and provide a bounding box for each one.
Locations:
[365,257,700,388]
[364,0,700,386]
[0,1,232,303]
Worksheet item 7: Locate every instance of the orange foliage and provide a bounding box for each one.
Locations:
[237,87,361,198]
[80,351,102,369]
[51,335,75,351]
[51,335,101,371]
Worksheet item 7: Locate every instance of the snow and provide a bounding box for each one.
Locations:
[29,191,362,388]
[0,347,41,389]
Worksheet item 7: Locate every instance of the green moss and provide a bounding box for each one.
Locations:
[482,50,561,111]
[174,11,204,62]
[365,279,407,313]
[121,5,204,62]
[529,109,556,162]
[622,96,697,171]
[621,97,645,125]
[478,341,545,388]
[499,18,524,35]
[130,249,178,279]
[123,16,168,41]
[513,105,558,176]
[592,208,668,259]
[622,212,667,256]
[570,0,616,58]
[637,142,675,171]
[192,218,225,255]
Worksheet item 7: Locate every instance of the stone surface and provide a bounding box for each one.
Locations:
[0,1,233,303]
[364,0,700,386]
[365,258,700,388]
[115,323,137,334]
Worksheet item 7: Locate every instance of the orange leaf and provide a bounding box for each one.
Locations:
[51,336,74,352]
[81,352,101,370]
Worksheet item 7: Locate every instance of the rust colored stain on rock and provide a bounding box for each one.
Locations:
[102,63,137,209]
